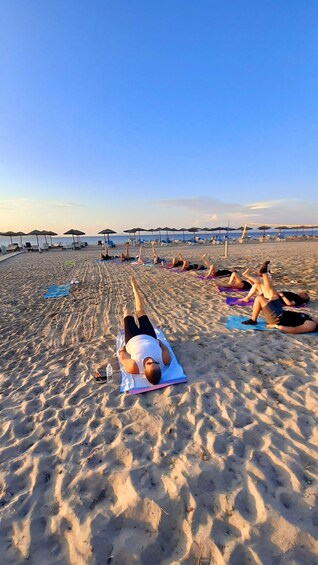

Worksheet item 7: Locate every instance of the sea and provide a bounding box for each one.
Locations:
[0,228,317,249]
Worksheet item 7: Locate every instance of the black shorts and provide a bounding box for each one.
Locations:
[242,280,252,290]
[279,311,315,328]
[124,315,157,344]
[173,260,183,268]
[186,264,205,271]
[215,269,232,277]
[263,298,283,325]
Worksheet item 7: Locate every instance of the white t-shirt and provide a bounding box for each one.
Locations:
[126,335,164,374]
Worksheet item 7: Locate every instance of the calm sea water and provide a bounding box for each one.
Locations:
[0,229,317,248]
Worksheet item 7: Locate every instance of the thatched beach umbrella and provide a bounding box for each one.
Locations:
[64,228,85,245]
[98,228,117,245]
[1,231,18,244]
[258,225,271,239]
[28,229,47,247]
[43,230,58,246]
[15,231,27,247]
[275,225,289,237]
[178,228,187,241]
[187,227,201,241]
[154,227,163,242]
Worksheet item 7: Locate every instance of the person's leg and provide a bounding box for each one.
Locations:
[261,272,278,300]
[242,295,269,324]
[131,276,146,317]
[130,277,156,337]
[202,254,211,269]
[204,265,216,278]
[181,260,189,270]
[123,304,140,343]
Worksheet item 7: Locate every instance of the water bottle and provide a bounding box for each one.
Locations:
[106,363,113,383]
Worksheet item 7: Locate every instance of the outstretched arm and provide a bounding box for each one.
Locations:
[278,293,295,306]
[158,341,171,366]
[119,346,139,373]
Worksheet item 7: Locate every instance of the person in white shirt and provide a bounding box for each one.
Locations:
[119,277,171,384]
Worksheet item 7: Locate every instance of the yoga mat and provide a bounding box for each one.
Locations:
[95,258,121,264]
[226,296,254,307]
[44,284,70,299]
[226,315,272,331]
[117,328,187,394]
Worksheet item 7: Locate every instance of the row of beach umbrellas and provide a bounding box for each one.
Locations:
[1,225,317,247]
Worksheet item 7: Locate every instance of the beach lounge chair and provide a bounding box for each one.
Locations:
[7,243,20,253]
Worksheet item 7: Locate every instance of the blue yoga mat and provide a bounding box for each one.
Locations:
[226,315,272,331]
[44,284,70,299]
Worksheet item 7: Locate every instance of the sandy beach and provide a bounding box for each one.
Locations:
[0,241,317,564]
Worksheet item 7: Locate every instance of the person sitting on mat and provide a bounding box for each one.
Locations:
[242,263,317,333]
[119,277,171,384]
[240,267,310,306]
[201,254,232,278]
[120,242,136,262]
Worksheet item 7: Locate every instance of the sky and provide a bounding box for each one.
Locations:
[1,0,317,234]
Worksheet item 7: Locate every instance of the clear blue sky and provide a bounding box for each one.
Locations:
[1,0,317,233]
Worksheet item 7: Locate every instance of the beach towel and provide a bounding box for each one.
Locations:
[116,327,187,394]
[95,258,121,264]
[44,284,70,299]
[226,315,272,331]
[226,297,254,307]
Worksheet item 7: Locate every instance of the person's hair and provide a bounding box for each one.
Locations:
[303,292,310,303]
[145,365,161,385]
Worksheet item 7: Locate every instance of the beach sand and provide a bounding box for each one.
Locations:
[0,241,317,564]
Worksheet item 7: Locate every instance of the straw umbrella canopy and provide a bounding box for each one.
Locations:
[162,227,174,241]
[43,230,58,246]
[132,227,147,241]
[98,228,117,245]
[275,225,289,237]
[258,225,271,239]
[28,229,47,247]
[1,231,19,244]
[123,228,137,242]
[187,227,201,241]
[15,231,27,247]
[154,227,163,242]
[64,228,85,245]
[178,228,187,241]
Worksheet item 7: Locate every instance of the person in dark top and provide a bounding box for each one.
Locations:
[100,244,119,260]
[278,291,310,307]
[120,242,136,262]
[201,254,232,278]
[239,267,310,306]
[242,263,317,333]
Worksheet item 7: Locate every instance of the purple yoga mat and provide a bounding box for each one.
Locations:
[226,296,254,307]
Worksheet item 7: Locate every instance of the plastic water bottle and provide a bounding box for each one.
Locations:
[106,363,113,383]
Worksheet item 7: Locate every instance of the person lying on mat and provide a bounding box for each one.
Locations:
[201,254,233,278]
[151,242,166,264]
[120,242,136,262]
[240,266,310,306]
[176,253,206,271]
[119,277,171,384]
[163,253,185,268]
[100,244,119,261]
[216,271,253,290]
[242,263,317,333]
